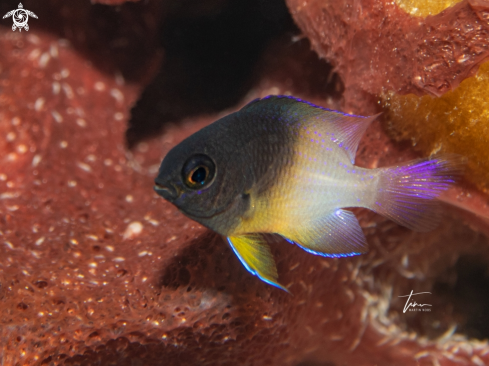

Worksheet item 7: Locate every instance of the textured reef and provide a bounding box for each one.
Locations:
[1,0,489,365]
[287,0,489,191]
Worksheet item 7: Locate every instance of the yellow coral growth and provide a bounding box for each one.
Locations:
[394,0,462,17]
[383,61,489,191]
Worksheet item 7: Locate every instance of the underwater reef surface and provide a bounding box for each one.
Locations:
[1,0,489,365]
[286,0,489,191]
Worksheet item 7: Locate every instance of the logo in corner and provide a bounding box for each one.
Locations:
[399,290,432,313]
[3,3,38,32]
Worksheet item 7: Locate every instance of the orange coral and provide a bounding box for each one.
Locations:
[384,61,489,191]
[395,0,463,16]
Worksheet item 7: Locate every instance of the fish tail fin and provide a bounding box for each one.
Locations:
[373,154,466,232]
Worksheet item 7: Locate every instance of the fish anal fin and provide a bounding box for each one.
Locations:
[227,235,289,292]
[282,209,368,257]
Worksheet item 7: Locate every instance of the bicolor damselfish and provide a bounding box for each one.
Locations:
[154,96,464,291]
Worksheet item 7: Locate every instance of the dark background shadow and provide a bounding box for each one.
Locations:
[126,0,296,147]
[0,0,163,80]
[0,0,341,148]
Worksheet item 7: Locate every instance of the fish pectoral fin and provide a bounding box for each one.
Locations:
[282,209,368,257]
[227,235,288,292]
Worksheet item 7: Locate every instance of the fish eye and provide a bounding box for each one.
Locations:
[182,154,216,189]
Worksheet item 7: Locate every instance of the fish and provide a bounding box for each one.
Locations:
[154,95,465,291]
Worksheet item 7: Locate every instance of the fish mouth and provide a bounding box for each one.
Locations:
[153,182,225,219]
[154,182,179,202]
[154,180,238,221]
[182,208,227,220]
[181,192,243,221]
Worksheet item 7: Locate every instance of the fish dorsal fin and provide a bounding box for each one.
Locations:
[281,209,368,257]
[325,112,381,164]
[241,95,380,164]
[227,235,288,292]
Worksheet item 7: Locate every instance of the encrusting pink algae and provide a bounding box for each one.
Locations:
[1,0,489,365]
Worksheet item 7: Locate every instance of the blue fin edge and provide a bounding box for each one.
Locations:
[261,95,369,119]
[226,237,289,292]
[282,237,362,258]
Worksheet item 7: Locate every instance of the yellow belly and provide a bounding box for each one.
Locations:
[230,132,376,236]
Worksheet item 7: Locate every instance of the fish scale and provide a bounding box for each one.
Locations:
[155,95,465,291]
[240,112,376,234]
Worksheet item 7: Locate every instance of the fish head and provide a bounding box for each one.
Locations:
[154,122,253,235]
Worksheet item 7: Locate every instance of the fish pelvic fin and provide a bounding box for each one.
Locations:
[227,235,289,292]
[373,154,466,232]
[281,209,368,257]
